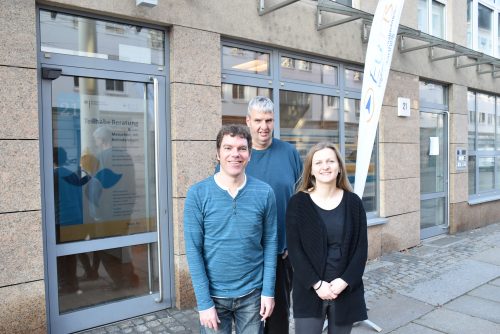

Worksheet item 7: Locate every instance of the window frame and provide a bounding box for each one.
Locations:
[467,0,500,57]
[221,40,379,217]
[468,90,500,203]
[418,0,447,39]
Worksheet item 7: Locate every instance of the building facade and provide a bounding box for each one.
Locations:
[1,0,500,332]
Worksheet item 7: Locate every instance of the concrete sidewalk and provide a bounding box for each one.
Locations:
[353,222,500,334]
[80,222,500,334]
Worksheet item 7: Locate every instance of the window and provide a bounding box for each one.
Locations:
[105,79,124,92]
[221,42,378,214]
[468,90,500,201]
[39,10,165,65]
[418,0,446,38]
[467,1,500,57]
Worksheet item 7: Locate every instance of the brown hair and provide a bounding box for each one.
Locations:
[216,124,252,152]
[296,142,352,193]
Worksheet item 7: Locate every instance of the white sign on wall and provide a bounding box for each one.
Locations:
[398,97,411,117]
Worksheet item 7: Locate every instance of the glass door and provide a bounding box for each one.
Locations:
[41,66,171,334]
[419,111,448,239]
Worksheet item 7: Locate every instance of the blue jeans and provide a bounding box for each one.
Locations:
[200,289,263,334]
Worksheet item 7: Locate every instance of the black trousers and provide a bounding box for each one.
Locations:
[264,255,293,334]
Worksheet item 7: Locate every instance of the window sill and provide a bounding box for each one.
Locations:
[468,194,500,205]
[367,216,388,227]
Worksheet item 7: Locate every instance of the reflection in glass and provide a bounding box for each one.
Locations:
[431,0,445,38]
[280,56,337,85]
[221,84,272,124]
[497,157,500,190]
[420,81,445,105]
[344,69,363,90]
[478,4,493,55]
[496,98,500,149]
[344,98,377,212]
[418,0,428,33]
[468,155,476,195]
[52,75,157,243]
[477,93,495,150]
[222,46,270,75]
[40,10,164,65]
[468,91,476,151]
[420,197,445,229]
[420,112,445,194]
[478,157,495,192]
[58,243,158,313]
[279,91,339,158]
[467,0,473,48]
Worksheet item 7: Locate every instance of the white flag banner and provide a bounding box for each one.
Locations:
[354,0,405,198]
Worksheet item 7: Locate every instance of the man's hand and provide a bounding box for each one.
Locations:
[329,278,348,295]
[199,307,220,331]
[282,250,288,259]
[260,296,275,321]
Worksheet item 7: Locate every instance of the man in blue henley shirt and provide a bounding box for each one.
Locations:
[184,124,278,334]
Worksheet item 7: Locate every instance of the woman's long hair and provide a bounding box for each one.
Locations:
[296,142,352,193]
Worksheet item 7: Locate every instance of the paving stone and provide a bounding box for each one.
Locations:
[444,295,500,324]
[414,308,500,334]
[468,283,500,302]
[400,259,500,306]
[387,322,443,334]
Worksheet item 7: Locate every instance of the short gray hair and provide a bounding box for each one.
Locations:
[247,96,274,116]
[93,126,112,145]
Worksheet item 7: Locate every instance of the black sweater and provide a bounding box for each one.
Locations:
[286,191,368,324]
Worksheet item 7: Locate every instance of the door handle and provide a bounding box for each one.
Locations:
[150,76,163,303]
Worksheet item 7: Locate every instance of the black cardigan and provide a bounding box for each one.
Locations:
[286,191,368,324]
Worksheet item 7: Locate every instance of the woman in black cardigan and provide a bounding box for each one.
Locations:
[286,142,368,334]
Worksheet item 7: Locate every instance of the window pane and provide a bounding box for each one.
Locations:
[431,1,445,38]
[468,155,476,195]
[279,91,339,158]
[52,76,157,243]
[478,157,495,192]
[40,10,165,65]
[467,0,473,48]
[478,4,493,55]
[420,197,445,229]
[468,91,476,151]
[420,112,445,194]
[420,81,445,105]
[222,46,270,75]
[497,98,500,148]
[418,0,429,32]
[497,157,500,190]
[221,83,271,124]
[280,56,337,85]
[477,93,495,150]
[58,244,158,313]
[343,98,377,212]
[344,69,363,90]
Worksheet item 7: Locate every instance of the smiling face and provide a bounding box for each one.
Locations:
[217,134,251,179]
[246,109,274,150]
[311,147,340,186]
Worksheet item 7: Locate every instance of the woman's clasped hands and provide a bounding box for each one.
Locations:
[313,278,348,301]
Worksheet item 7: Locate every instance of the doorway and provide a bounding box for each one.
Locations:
[40,66,172,333]
[419,110,449,239]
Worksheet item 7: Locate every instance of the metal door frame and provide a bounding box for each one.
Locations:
[39,65,173,334]
[419,108,449,239]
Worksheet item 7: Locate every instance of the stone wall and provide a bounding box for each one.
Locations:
[0,0,46,332]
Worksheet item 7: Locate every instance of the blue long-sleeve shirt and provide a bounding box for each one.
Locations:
[245,139,303,254]
[184,175,278,311]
